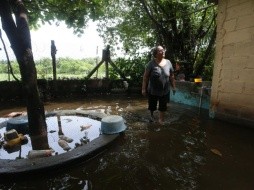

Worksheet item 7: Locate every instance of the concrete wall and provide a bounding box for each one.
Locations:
[210,0,254,127]
[0,79,137,103]
[171,81,211,110]
[0,80,212,110]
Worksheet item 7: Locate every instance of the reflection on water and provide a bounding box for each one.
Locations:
[46,116,101,154]
[0,116,101,159]
[0,95,254,189]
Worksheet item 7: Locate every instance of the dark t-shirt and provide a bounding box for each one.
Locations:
[146,59,174,96]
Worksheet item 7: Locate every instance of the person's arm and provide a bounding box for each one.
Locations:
[142,69,150,96]
[170,70,176,95]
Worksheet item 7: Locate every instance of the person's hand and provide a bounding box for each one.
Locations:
[172,89,176,95]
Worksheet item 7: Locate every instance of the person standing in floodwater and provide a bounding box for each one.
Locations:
[142,45,176,124]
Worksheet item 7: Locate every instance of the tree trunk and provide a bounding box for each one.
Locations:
[0,0,49,150]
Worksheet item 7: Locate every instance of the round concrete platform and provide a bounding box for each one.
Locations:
[0,134,119,176]
[0,110,123,177]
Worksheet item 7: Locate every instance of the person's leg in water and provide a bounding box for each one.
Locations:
[150,110,155,122]
[158,94,168,124]
[148,94,157,122]
[158,111,165,124]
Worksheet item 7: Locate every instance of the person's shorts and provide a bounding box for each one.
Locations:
[148,93,169,112]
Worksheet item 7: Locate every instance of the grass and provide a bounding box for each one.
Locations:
[0,73,21,81]
[0,72,107,82]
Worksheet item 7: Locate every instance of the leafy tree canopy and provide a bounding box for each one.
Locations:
[23,0,216,79]
[96,0,217,78]
[24,0,106,34]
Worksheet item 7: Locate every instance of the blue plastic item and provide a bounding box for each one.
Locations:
[6,116,29,135]
[101,115,126,134]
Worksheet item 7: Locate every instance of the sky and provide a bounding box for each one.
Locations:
[0,21,105,61]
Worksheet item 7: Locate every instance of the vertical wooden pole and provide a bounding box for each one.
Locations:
[105,60,109,79]
[51,40,57,81]
[51,40,57,95]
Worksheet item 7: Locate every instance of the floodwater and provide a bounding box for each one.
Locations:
[0,115,101,159]
[0,94,254,190]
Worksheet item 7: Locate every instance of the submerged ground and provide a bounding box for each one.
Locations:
[0,94,253,190]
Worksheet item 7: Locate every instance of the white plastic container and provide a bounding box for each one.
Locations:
[27,150,53,159]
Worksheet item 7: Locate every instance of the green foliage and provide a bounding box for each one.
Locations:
[35,58,52,79]
[24,0,107,34]
[2,0,217,81]
[0,61,8,73]
[0,57,116,81]
[202,64,214,81]
[109,55,149,86]
[57,58,97,75]
[96,0,217,79]
[35,57,99,79]
[0,60,21,81]
[0,58,100,81]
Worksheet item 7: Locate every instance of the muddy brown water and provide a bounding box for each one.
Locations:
[0,94,254,190]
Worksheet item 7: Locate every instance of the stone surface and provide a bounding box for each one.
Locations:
[0,110,121,177]
[0,134,119,176]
